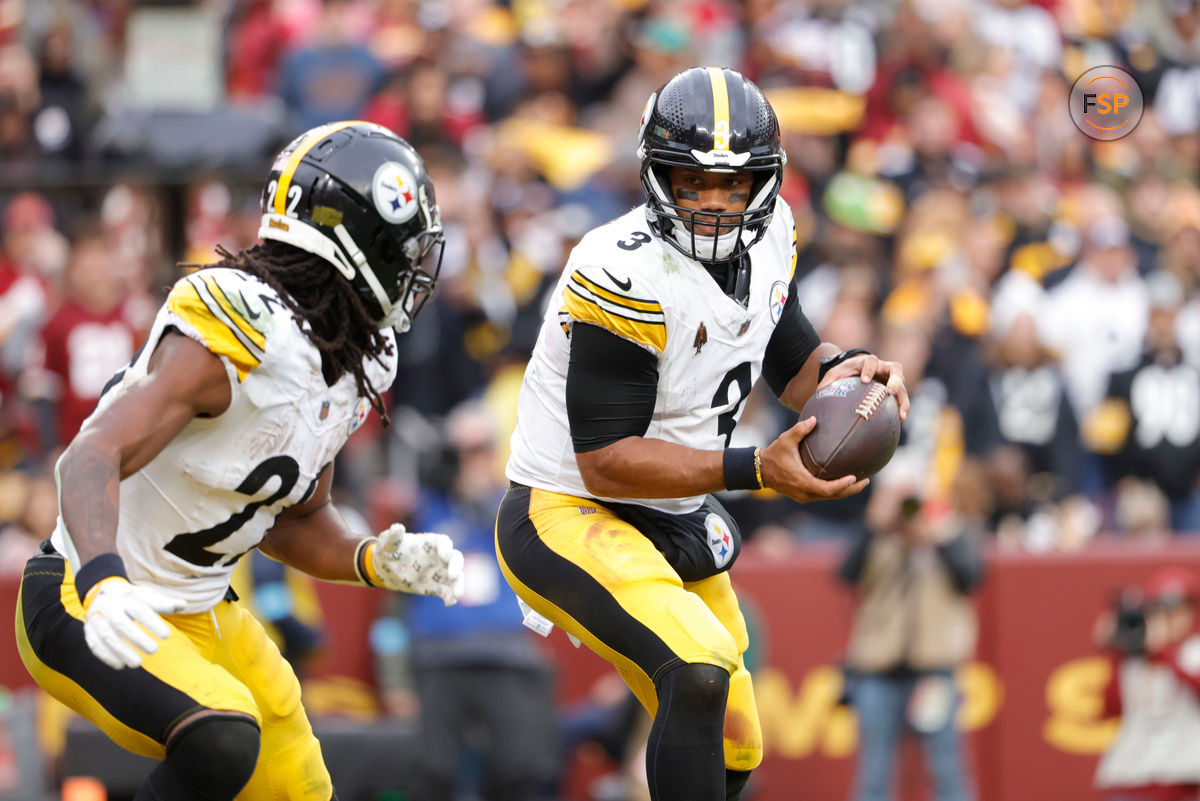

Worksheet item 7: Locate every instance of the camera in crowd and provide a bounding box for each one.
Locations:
[1109,587,1147,656]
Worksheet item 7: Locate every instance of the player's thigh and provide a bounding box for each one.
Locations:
[211,600,331,801]
[685,571,749,654]
[496,485,740,712]
[16,554,260,759]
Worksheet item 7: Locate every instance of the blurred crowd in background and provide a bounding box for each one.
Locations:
[3,0,1200,797]
[3,0,1200,581]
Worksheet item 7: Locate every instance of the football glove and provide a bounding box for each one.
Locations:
[361,524,466,606]
[82,577,186,670]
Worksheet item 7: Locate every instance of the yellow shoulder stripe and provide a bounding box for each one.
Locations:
[199,275,267,350]
[571,272,663,314]
[790,221,798,280]
[166,279,264,381]
[564,286,666,354]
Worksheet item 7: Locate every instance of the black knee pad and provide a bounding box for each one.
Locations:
[158,716,260,801]
[655,662,730,720]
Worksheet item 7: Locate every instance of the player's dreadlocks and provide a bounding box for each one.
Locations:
[197,240,395,427]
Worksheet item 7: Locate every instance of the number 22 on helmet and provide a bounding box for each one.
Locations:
[258,121,444,332]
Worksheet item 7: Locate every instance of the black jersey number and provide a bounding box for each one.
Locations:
[165,455,310,568]
[617,231,652,251]
[712,362,752,448]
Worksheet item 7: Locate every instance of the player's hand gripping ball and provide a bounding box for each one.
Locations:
[799,377,901,480]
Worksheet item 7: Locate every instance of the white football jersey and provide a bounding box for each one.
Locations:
[507,199,799,514]
[51,267,396,613]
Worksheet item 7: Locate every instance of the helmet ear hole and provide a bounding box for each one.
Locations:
[376,234,398,268]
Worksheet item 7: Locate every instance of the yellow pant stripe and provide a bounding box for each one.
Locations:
[494,524,660,714]
[16,578,165,758]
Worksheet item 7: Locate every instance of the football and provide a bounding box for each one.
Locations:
[798,377,901,480]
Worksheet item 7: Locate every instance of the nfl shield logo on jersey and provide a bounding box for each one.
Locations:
[769,281,788,323]
[705,513,734,569]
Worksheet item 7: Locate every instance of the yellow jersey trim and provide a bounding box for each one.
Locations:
[790,221,798,280]
[564,286,666,354]
[571,273,663,314]
[200,275,267,350]
[167,279,264,381]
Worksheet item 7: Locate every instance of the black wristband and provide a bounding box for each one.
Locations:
[723,447,761,491]
[818,348,872,383]
[75,553,128,605]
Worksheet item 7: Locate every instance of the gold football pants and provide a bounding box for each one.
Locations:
[495,485,763,771]
[15,551,332,801]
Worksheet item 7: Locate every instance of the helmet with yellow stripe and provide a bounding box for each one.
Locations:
[258,121,443,333]
[636,67,785,265]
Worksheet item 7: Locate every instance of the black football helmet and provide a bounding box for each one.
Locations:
[636,67,786,264]
[258,121,443,332]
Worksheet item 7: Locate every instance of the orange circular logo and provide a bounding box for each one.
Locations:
[1069,66,1144,141]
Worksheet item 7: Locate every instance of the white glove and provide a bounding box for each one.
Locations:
[82,577,185,670]
[368,524,466,606]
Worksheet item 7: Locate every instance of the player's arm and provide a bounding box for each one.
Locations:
[61,332,231,568]
[260,467,464,605]
[765,283,909,418]
[59,331,231,668]
[569,323,864,503]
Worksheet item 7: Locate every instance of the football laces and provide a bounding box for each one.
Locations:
[855,384,887,420]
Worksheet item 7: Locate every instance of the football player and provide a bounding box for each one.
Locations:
[15,122,465,801]
[496,67,910,800]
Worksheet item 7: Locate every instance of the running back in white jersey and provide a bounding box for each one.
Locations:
[51,267,396,613]
[507,198,799,514]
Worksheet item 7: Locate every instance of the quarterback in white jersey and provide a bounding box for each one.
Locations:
[17,122,463,801]
[507,197,802,515]
[497,68,909,801]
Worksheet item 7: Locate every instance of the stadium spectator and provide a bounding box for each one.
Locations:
[0,468,55,573]
[275,0,386,133]
[1094,567,1200,800]
[373,400,557,801]
[1096,270,1200,532]
[30,226,141,449]
[983,270,1084,500]
[839,456,984,801]
[1043,215,1149,439]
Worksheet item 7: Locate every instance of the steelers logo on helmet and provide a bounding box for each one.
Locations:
[373,161,421,224]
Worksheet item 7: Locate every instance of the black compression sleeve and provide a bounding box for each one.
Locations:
[762,280,821,396]
[566,323,659,453]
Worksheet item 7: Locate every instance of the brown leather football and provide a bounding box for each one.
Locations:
[798,377,901,480]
